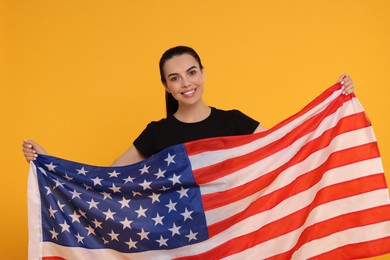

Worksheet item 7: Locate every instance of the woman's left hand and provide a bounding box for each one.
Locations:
[338,73,355,95]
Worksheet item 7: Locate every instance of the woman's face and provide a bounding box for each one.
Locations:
[163,54,205,107]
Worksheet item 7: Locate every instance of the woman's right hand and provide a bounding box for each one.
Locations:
[22,140,47,163]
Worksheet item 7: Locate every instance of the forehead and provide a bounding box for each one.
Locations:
[163,54,199,74]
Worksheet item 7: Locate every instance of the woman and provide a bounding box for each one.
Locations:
[22,46,355,165]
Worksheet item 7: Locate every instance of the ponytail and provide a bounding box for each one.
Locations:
[165,92,179,116]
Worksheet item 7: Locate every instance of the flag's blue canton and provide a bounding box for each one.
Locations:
[34,144,208,253]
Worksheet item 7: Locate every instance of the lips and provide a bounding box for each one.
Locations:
[182,88,197,96]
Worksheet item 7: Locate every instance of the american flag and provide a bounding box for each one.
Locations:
[28,83,390,259]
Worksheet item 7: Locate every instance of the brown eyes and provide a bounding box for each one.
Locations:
[169,76,179,82]
[188,70,197,76]
[168,70,197,82]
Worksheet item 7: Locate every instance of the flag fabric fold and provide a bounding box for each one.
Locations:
[28,83,390,259]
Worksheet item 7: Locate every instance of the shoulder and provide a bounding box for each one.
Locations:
[211,107,249,118]
[143,116,176,132]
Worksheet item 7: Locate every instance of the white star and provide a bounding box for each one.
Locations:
[44,186,52,195]
[85,225,96,236]
[83,183,92,190]
[92,218,103,229]
[45,162,57,172]
[135,205,147,218]
[75,233,84,243]
[156,235,168,247]
[164,153,176,166]
[181,208,193,221]
[152,213,164,226]
[154,168,166,179]
[126,238,138,249]
[103,209,116,220]
[59,220,70,233]
[139,164,150,174]
[102,237,109,244]
[57,200,66,211]
[50,228,59,240]
[53,178,65,189]
[177,186,189,198]
[169,174,181,186]
[69,211,81,223]
[38,167,47,176]
[87,199,100,209]
[168,223,181,236]
[132,190,142,197]
[91,176,103,186]
[64,173,73,181]
[165,199,177,212]
[139,179,152,190]
[118,197,131,209]
[186,230,198,241]
[109,183,121,193]
[70,189,82,199]
[123,176,135,184]
[120,217,133,230]
[78,209,87,218]
[48,205,57,218]
[76,167,88,175]
[108,230,119,241]
[100,191,112,200]
[137,228,150,240]
[108,170,121,178]
[148,193,161,204]
[160,186,170,191]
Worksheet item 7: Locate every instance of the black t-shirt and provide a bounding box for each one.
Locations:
[133,107,259,158]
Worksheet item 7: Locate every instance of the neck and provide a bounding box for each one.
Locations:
[174,100,211,123]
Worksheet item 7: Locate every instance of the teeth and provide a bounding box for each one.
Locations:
[183,89,196,95]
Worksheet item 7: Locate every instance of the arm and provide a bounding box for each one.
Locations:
[22,139,145,166]
[111,145,146,166]
[254,124,268,133]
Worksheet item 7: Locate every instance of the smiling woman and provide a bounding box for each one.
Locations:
[22,45,354,166]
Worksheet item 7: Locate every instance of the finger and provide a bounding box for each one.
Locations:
[344,86,355,95]
[338,72,347,82]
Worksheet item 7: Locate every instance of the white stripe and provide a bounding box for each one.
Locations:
[205,156,383,225]
[292,221,390,260]
[200,125,376,198]
[28,162,43,260]
[190,92,360,171]
[39,189,389,260]
[222,189,390,260]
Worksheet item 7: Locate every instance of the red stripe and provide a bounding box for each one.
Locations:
[270,205,390,259]
[192,104,367,185]
[201,120,377,212]
[207,157,384,238]
[42,257,66,260]
[310,236,390,260]
[177,175,387,259]
[185,83,348,156]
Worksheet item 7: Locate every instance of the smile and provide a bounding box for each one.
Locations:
[182,88,197,96]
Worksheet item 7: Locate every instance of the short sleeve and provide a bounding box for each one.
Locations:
[133,122,158,158]
[230,109,259,134]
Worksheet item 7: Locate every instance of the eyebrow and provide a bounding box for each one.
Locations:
[167,66,198,78]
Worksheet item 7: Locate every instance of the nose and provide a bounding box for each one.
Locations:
[182,76,191,88]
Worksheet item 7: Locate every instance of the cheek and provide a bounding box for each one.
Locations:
[194,76,204,86]
[165,82,180,93]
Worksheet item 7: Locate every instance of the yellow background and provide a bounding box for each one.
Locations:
[1,0,390,259]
